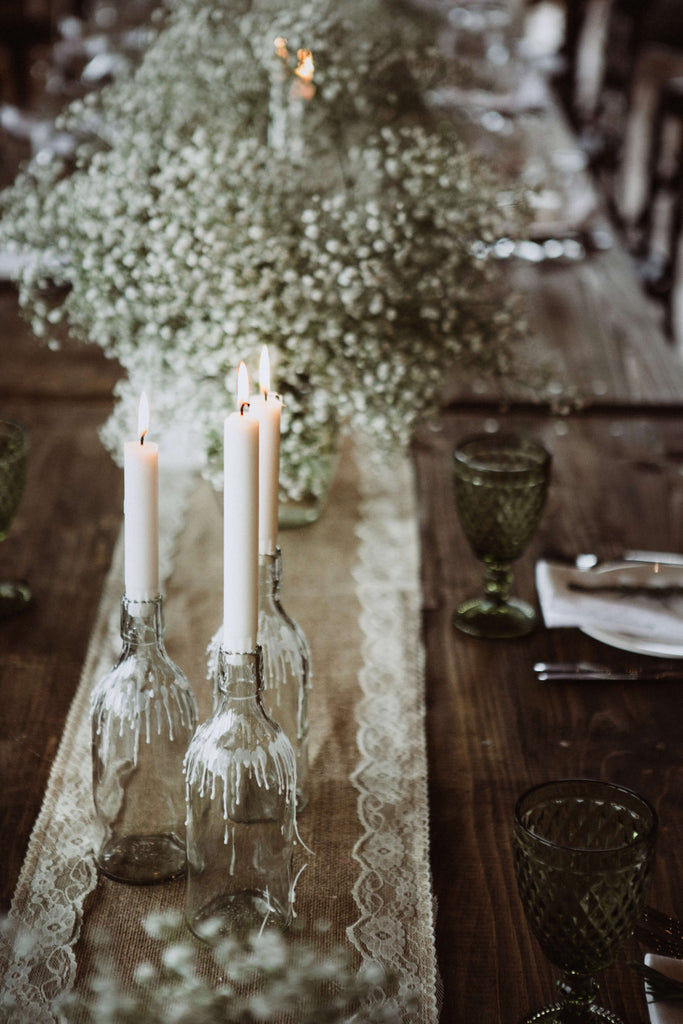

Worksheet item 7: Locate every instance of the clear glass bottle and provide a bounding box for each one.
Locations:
[208,549,311,812]
[185,646,296,942]
[257,549,310,811]
[91,595,198,884]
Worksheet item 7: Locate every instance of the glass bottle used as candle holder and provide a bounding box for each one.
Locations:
[257,549,310,810]
[91,594,198,884]
[185,645,297,942]
[208,549,311,812]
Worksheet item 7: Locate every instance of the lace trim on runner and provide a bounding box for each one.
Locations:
[347,439,439,1023]
[0,465,196,1024]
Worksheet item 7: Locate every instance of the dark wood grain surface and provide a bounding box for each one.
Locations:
[0,289,123,912]
[415,408,683,1023]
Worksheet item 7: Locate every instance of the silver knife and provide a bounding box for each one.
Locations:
[534,661,683,681]
[567,580,683,598]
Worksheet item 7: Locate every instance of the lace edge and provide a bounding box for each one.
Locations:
[1,532,125,1023]
[2,466,198,1022]
[346,438,440,1024]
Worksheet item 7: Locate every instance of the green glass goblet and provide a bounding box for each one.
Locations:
[0,420,31,616]
[452,433,551,638]
[513,779,657,1023]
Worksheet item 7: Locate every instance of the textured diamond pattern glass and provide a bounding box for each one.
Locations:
[513,779,657,1023]
[452,433,551,638]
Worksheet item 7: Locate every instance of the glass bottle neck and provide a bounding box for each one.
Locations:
[258,549,282,608]
[214,646,263,703]
[120,594,166,649]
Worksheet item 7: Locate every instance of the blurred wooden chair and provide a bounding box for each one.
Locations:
[0,0,89,105]
[626,75,683,346]
[615,46,683,236]
[0,2,54,105]
[555,0,683,346]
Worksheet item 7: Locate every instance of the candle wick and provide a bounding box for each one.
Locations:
[139,431,146,446]
[240,401,250,415]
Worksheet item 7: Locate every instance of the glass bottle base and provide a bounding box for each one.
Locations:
[453,595,538,639]
[97,833,185,884]
[186,890,292,943]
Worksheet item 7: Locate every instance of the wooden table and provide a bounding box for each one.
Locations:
[2,7,683,1014]
[415,407,683,1023]
[2,257,683,1023]
[0,289,123,911]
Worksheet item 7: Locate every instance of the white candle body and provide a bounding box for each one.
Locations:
[123,439,159,602]
[250,393,282,555]
[223,411,259,652]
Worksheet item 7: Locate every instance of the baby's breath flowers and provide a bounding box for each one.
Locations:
[0,0,532,500]
[2,911,404,1023]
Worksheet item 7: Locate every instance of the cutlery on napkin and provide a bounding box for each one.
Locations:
[535,560,683,641]
[642,955,683,1024]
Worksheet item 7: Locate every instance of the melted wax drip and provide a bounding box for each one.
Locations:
[184,719,297,840]
[93,661,196,766]
[259,615,303,708]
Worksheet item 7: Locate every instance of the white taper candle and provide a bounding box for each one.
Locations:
[250,346,282,556]
[123,392,159,602]
[223,362,259,652]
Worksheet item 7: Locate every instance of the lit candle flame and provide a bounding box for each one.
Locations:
[138,391,150,445]
[236,361,250,414]
[259,345,271,398]
[295,48,314,82]
[274,36,289,60]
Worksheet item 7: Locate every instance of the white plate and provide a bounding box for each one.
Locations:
[581,625,683,658]
[579,562,683,658]
[645,954,683,1024]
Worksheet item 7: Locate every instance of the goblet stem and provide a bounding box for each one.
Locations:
[557,971,599,1010]
[521,972,624,1023]
[483,561,512,604]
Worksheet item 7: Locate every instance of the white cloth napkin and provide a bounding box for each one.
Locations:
[645,954,683,1024]
[535,560,683,641]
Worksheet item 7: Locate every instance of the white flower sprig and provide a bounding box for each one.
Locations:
[2,910,406,1022]
[0,0,536,500]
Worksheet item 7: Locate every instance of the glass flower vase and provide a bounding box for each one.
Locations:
[91,595,198,884]
[184,646,297,942]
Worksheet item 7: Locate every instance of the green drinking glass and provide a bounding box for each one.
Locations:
[513,779,657,1023]
[452,433,551,638]
[0,420,31,616]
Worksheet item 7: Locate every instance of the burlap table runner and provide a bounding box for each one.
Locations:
[2,438,438,1022]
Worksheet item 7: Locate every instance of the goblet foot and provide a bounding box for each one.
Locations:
[521,1003,623,1023]
[0,579,31,617]
[453,594,537,638]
